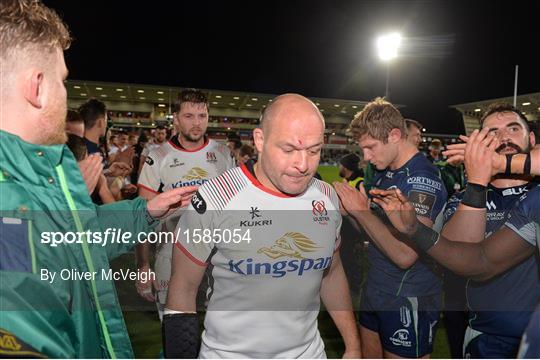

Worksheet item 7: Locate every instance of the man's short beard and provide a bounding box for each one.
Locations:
[180,131,203,143]
[43,131,68,145]
[40,112,67,145]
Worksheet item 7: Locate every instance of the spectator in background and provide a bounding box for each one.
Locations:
[109,130,128,157]
[237,143,254,165]
[108,134,117,151]
[405,118,423,148]
[140,125,167,168]
[338,153,364,189]
[80,98,108,158]
[227,136,242,164]
[109,130,134,166]
[427,138,464,198]
[132,132,149,184]
[427,138,444,163]
[128,133,138,147]
[65,109,84,137]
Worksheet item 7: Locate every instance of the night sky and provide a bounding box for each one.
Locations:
[44,0,540,135]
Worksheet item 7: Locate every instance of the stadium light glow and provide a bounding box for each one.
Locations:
[377,33,402,61]
[522,102,531,106]
[474,108,481,112]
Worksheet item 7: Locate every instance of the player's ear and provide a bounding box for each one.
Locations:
[388,128,402,144]
[253,128,264,153]
[23,68,44,109]
[529,131,536,148]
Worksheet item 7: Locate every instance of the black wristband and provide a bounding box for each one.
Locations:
[505,154,513,176]
[524,153,531,175]
[461,183,487,209]
[410,221,440,252]
[162,313,200,359]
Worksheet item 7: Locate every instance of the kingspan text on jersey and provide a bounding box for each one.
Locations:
[172,179,209,188]
[228,256,332,278]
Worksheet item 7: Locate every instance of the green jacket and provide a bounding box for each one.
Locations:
[0,130,154,358]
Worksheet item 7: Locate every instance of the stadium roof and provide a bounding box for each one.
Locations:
[66,80,376,120]
[451,92,540,134]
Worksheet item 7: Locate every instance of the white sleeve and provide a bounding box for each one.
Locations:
[137,150,161,193]
[141,145,150,157]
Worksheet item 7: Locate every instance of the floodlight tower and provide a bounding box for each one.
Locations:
[376,32,402,100]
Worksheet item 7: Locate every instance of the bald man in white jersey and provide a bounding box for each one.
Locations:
[162,94,362,358]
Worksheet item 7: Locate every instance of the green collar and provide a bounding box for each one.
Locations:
[0,130,68,180]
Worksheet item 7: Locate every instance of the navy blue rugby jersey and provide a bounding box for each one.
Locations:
[367,152,447,296]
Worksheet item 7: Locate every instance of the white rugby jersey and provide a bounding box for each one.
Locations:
[138,137,235,194]
[176,164,342,358]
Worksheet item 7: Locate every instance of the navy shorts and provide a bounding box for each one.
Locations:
[464,329,521,358]
[358,286,441,358]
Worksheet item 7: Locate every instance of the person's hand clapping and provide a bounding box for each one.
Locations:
[78,153,103,194]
